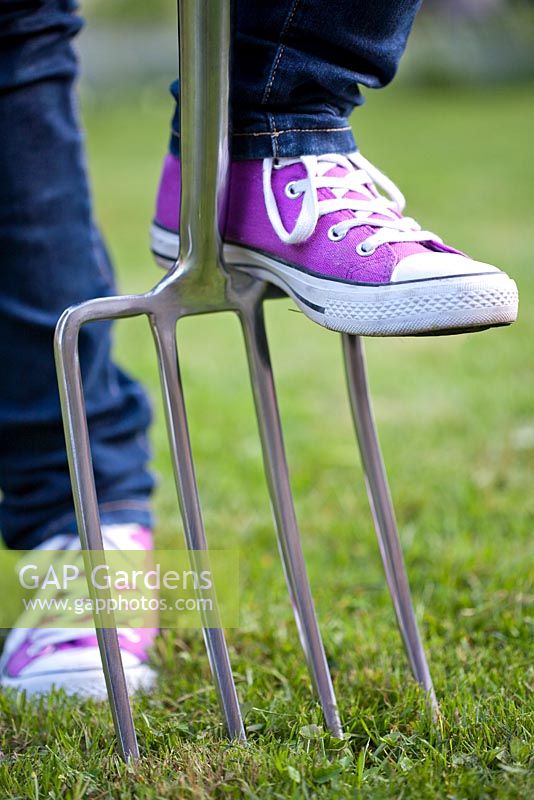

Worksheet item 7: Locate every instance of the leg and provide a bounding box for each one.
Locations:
[0,0,154,550]
[0,0,156,743]
[154,0,516,335]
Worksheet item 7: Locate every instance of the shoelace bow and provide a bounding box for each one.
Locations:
[263,152,441,253]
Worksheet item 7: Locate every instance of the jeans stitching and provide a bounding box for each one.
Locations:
[269,114,279,158]
[174,126,353,139]
[262,45,286,105]
[261,0,302,105]
[233,125,352,137]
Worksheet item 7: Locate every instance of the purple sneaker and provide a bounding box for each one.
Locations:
[0,524,157,697]
[151,152,518,336]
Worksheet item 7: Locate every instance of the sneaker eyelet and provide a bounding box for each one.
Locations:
[328,226,346,242]
[356,241,376,256]
[285,181,302,199]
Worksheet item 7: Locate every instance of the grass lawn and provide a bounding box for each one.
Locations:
[0,82,533,798]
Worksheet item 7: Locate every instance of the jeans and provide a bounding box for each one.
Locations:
[0,0,154,549]
[0,0,420,549]
[171,0,422,158]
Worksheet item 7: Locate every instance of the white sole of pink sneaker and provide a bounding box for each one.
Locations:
[150,225,518,336]
[0,662,155,698]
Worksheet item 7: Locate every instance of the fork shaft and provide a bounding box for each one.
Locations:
[176,0,232,306]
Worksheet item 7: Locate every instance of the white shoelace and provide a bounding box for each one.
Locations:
[263,152,441,254]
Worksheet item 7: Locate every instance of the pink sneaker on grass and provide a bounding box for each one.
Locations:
[151,152,518,336]
[0,524,157,698]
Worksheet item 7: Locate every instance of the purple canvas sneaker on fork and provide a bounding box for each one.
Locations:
[0,524,157,698]
[151,152,518,336]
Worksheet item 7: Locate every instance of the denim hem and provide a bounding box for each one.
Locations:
[13,501,154,550]
[170,115,357,160]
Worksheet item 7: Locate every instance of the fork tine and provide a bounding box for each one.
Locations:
[342,334,439,714]
[239,296,343,738]
[54,295,150,761]
[149,314,246,742]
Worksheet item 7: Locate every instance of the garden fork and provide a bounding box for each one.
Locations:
[54,0,438,761]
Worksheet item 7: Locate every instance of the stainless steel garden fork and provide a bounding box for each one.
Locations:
[54,0,437,761]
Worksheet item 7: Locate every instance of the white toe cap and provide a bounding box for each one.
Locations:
[390,252,501,283]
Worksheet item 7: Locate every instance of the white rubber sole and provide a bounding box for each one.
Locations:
[0,663,156,698]
[150,224,519,336]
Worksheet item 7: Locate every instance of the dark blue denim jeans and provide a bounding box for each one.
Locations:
[0,0,154,549]
[171,0,422,158]
[0,0,420,549]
